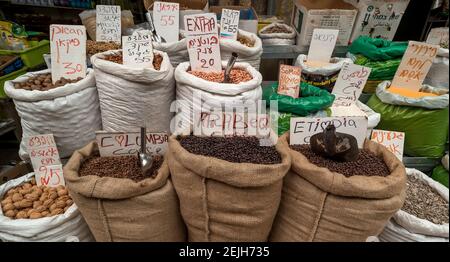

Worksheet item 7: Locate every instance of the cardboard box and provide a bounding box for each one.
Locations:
[144,0,209,30]
[291,0,357,47]
[210,6,259,34]
[344,0,410,42]
[0,161,32,186]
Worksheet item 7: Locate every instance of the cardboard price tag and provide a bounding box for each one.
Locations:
[220,9,240,40]
[25,134,64,187]
[122,30,154,68]
[371,129,405,161]
[426,27,449,47]
[96,5,121,43]
[307,29,339,63]
[290,116,368,148]
[277,64,301,98]
[332,63,371,107]
[193,111,271,138]
[49,25,87,84]
[184,13,222,72]
[153,1,180,43]
[391,41,440,92]
[95,131,168,157]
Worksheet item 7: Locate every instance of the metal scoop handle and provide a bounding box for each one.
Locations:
[224,52,238,83]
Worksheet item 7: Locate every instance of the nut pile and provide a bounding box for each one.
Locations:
[261,25,292,34]
[188,69,253,84]
[79,154,164,182]
[291,145,391,177]
[87,40,121,56]
[13,73,82,91]
[237,35,255,47]
[178,135,282,165]
[102,52,163,70]
[402,175,449,225]
[1,178,73,220]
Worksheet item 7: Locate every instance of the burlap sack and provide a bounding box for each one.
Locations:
[63,142,186,242]
[168,136,291,242]
[270,134,406,242]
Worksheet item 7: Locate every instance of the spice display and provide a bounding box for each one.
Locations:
[291,144,391,177]
[12,73,82,91]
[188,69,253,84]
[237,34,255,47]
[178,135,281,165]
[260,25,292,34]
[402,175,449,225]
[79,154,164,182]
[86,40,121,56]
[102,52,163,70]
[1,178,74,220]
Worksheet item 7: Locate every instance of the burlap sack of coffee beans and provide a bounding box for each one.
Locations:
[167,135,291,242]
[63,142,186,242]
[269,134,407,242]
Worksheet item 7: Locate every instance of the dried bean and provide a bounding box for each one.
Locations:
[188,69,253,84]
[102,52,163,70]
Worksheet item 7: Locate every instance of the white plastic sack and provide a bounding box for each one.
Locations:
[376,81,449,109]
[174,61,263,133]
[295,55,353,76]
[4,69,101,160]
[258,23,296,45]
[379,220,448,242]
[357,101,381,138]
[0,173,94,242]
[425,48,449,89]
[153,30,188,67]
[220,29,263,70]
[379,168,449,242]
[91,49,175,133]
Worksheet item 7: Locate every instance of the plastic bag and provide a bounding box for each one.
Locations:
[425,48,449,89]
[432,165,449,188]
[348,36,408,61]
[258,23,296,45]
[0,173,94,242]
[367,83,449,158]
[220,29,263,70]
[4,69,102,159]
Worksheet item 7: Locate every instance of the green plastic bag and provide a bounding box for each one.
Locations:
[431,165,449,188]
[263,82,335,116]
[348,36,408,61]
[353,54,402,81]
[367,95,449,158]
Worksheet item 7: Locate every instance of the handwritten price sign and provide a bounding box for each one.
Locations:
[25,134,64,187]
[184,13,222,72]
[50,25,86,84]
[95,131,168,157]
[220,9,240,40]
[426,27,449,47]
[307,29,339,63]
[278,64,301,98]
[153,1,179,43]
[96,5,121,43]
[290,116,368,148]
[122,30,154,68]
[332,63,371,107]
[371,130,405,161]
[391,41,439,91]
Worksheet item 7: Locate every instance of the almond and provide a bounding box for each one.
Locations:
[36,205,47,213]
[57,189,68,197]
[49,192,58,200]
[33,200,43,209]
[5,209,16,218]
[27,209,36,217]
[19,188,32,195]
[22,183,32,189]
[29,212,43,219]
[1,197,13,206]
[40,193,49,202]
[2,203,14,212]
[43,199,54,208]
[12,193,23,202]
[66,199,74,207]
[25,193,39,202]
[55,200,66,209]
[19,199,33,208]
[41,211,50,217]
[15,210,28,219]
[50,208,64,216]
[49,203,57,212]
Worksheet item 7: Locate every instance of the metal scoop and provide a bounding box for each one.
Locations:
[138,127,153,175]
[145,12,166,43]
[223,52,238,83]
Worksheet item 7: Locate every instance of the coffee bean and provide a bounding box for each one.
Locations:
[178,135,281,165]
[291,145,391,178]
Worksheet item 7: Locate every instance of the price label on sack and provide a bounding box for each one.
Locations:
[184,13,222,72]
[220,8,240,40]
[25,134,65,187]
[371,130,405,161]
[332,63,371,107]
[153,1,180,43]
[96,5,121,43]
[95,131,168,157]
[122,30,154,68]
[49,24,87,84]
[290,116,368,148]
[307,28,339,64]
[391,41,440,92]
[277,64,301,98]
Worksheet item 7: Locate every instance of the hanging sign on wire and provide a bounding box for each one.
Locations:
[122,30,154,68]
[49,24,86,84]
[153,1,180,43]
[96,5,121,43]
[220,8,240,40]
[184,13,222,72]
